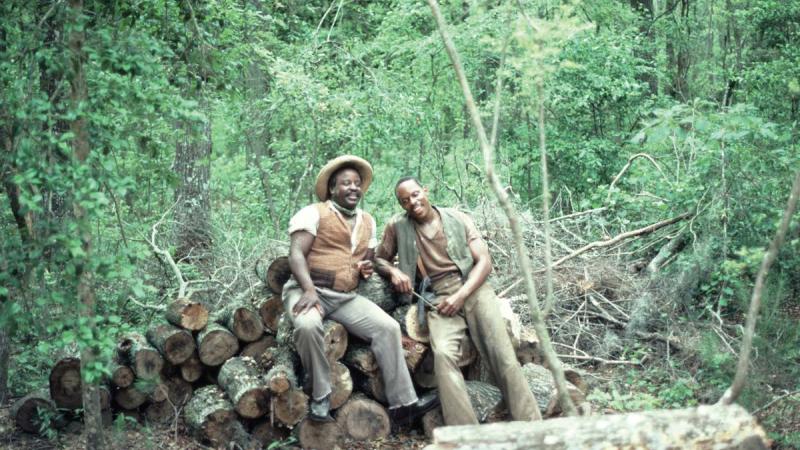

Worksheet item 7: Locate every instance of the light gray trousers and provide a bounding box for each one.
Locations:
[282,278,418,407]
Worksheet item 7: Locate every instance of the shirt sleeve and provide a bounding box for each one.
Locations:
[367,214,378,249]
[458,211,481,244]
[288,204,321,236]
[375,221,398,262]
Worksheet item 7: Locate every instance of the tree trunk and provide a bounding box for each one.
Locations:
[118,332,164,379]
[184,385,238,447]
[335,394,390,441]
[173,118,212,263]
[256,295,283,334]
[215,298,264,342]
[355,276,397,312]
[295,418,345,449]
[49,356,82,410]
[146,322,196,364]
[11,390,62,434]
[165,297,209,331]
[218,357,269,419]
[426,404,768,450]
[197,322,240,366]
[273,388,309,427]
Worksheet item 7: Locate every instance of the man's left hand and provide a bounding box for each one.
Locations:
[357,260,374,279]
[436,293,466,316]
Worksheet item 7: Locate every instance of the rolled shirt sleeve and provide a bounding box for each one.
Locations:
[375,221,398,262]
[288,204,321,236]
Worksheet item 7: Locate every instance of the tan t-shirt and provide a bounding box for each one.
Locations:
[377,209,481,279]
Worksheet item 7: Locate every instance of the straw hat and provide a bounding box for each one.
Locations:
[314,155,373,201]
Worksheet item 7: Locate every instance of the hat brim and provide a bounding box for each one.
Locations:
[314,155,373,201]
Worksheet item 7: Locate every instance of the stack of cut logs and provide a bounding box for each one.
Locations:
[12,257,588,449]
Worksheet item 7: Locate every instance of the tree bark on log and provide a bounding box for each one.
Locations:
[402,336,430,373]
[11,390,62,433]
[214,299,264,343]
[146,322,196,365]
[335,394,390,441]
[295,418,345,449]
[264,345,299,395]
[197,322,240,366]
[273,388,309,427]
[180,353,203,383]
[266,256,291,293]
[355,276,396,312]
[218,357,269,419]
[393,304,429,343]
[323,320,348,363]
[256,295,283,334]
[49,357,82,409]
[118,332,164,379]
[184,385,238,447]
[422,381,505,438]
[114,386,147,410]
[521,363,587,417]
[329,361,352,410]
[165,297,209,331]
[425,404,768,450]
[343,341,379,374]
[515,328,540,365]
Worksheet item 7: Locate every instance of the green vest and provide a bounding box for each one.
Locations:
[393,207,474,302]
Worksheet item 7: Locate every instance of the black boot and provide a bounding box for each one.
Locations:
[388,391,440,426]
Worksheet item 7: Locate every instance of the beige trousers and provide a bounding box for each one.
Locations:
[427,274,542,425]
[282,278,417,407]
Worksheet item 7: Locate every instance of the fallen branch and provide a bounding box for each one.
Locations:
[148,205,188,299]
[752,389,800,416]
[607,153,671,200]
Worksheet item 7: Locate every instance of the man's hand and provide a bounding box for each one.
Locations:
[357,260,374,279]
[293,289,323,316]
[389,268,413,294]
[436,292,466,316]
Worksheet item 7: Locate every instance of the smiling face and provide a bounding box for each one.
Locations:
[395,178,433,222]
[328,167,363,209]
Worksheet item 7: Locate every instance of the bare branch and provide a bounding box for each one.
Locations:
[607,153,671,201]
[148,205,188,299]
[718,171,800,405]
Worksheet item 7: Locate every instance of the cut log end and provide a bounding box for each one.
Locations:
[335,395,390,441]
[49,357,82,410]
[296,418,345,450]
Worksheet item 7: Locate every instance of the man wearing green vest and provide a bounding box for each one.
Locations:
[375,176,541,426]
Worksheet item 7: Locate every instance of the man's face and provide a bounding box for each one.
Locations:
[396,179,431,221]
[329,168,363,209]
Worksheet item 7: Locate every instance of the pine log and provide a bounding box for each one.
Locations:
[353,370,386,404]
[251,419,290,446]
[402,336,430,372]
[146,322,196,365]
[180,353,203,383]
[295,418,345,450]
[264,345,299,395]
[329,361,353,410]
[49,357,82,410]
[425,404,768,450]
[184,385,238,447]
[422,381,505,438]
[197,322,240,366]
[118,332,164,379]
[266,256,292,293]
[343,341,379,375]
[515,328,540,365]
[256,295,284,334]
[393,304,429,343]
[214,298,264,343]
[165,297,209,331]
[355,275,396,312]
[114,386,148,410]
[218,356,269,419]
[11,390,62,434]
[335,394,390,441]
[273,388,309,427]
[323,320,348,363]
[521,363,587,417]
[240,334,276,360]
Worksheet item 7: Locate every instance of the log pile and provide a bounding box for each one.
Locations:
[14,258,579,450]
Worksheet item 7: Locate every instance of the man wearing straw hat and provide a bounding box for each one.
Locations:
[283,155,438,423]
[375,176,541,426]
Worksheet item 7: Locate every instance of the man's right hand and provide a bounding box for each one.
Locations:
[389,268,413,294]
[293,289,323,316]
